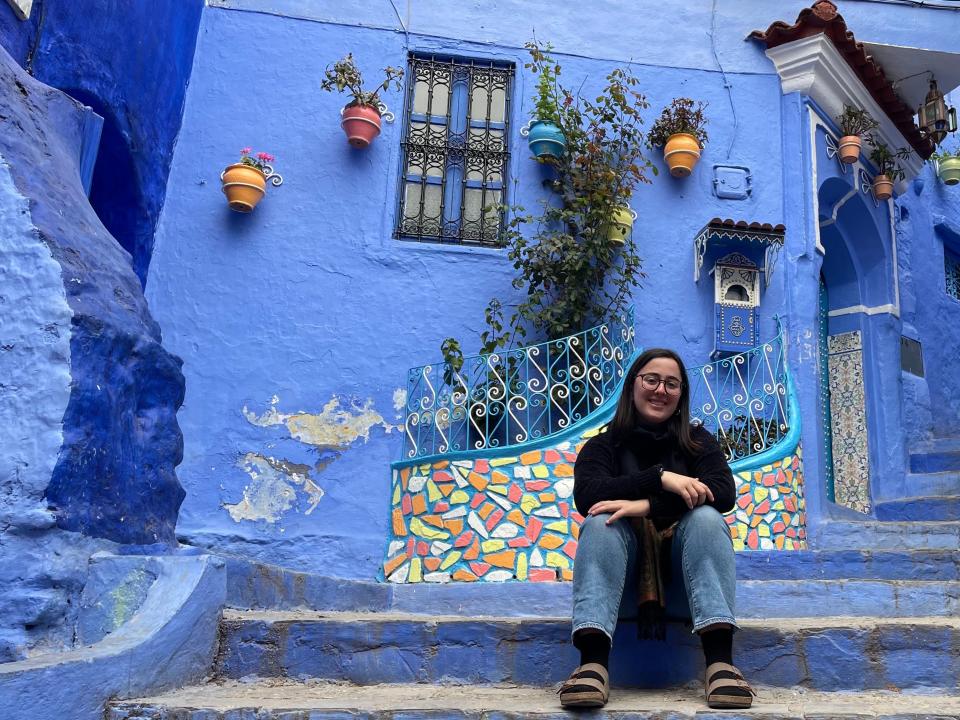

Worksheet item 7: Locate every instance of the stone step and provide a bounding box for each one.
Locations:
[910,447,960,473]
[813,520,960,550]
[914,437,960,454]
[875,495,960,521]
[107,680,960,719]
[225,551,960,614]
[902,470,960,497]
[215,610,960,692]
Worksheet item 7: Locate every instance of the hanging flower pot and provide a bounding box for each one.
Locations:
[220,148,281,213]
[606,205,637,244]
[872,174,894,200]
[221,163,267,213]
[937,157,960,185]
[527,120,567,159]
[663,133,702,177]
[341,104,383,148]
[837,135,862,164]
[648,98,708,179]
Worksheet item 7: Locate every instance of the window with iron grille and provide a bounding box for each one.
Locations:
[396,55,513,246]
[947,247,960,301]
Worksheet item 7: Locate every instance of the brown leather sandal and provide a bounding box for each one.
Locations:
[705,661,757,709]
[558,662,610,708]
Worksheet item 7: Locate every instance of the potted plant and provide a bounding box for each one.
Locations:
[835,105,878,164]
[321,54,404,148]
[525,45,567,160]
[221,148,276,212]
[607,204,637,245]
[867,138,910,200]
[442,40,654,367]
[932,147,960,186]
[647,98,709,178]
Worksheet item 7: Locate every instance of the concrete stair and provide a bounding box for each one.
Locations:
[107,428,960,720]
[213,610,960,692]
[108,682,960,719]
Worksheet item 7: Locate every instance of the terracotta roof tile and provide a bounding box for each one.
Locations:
[708,218,786,234]
[750,0,934,158]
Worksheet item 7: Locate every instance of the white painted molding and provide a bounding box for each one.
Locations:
[766,34,923,179]
[5,0,32,21]
[828,303,899,318]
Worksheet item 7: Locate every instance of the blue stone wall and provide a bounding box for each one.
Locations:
[897,92,960,450]
[147,1,960,575]
[0,0,204,285]
[0,45,187,658]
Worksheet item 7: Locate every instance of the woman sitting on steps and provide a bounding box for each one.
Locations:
[559,348,756,710]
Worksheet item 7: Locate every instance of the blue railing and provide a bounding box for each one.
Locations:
[401,309,636,460]
[688,323,790,462]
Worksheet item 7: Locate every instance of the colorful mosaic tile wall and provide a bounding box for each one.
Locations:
[383,426,806,583]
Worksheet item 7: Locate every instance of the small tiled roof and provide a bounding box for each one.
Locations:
[707,218,786,234]
[750,0,934,158]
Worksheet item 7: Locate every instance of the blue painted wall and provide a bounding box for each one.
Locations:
[148,1,796,577]
[146,0,960,575]
[0,0,204,286]
[0,44,187,659]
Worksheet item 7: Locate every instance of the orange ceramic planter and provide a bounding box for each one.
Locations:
[873,174,893,200]
[838,135,862,164]
[341,104,383,148]
[663,133,702,177]
[221,164,266,213]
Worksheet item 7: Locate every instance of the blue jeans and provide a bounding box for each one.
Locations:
[571,505,738,643]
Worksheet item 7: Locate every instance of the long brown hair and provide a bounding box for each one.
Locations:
[607,348,701,454]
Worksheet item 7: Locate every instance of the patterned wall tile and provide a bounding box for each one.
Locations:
[827,331,871,514]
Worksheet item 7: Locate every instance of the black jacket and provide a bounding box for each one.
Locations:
[573,423,736,521]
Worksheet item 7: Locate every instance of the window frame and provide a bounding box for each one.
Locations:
[394,53,515,247]
[946,245,960,302]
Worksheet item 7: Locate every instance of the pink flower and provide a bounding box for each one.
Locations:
[563,95,573,107]
[256,152,275,162]
[240,147,252,155]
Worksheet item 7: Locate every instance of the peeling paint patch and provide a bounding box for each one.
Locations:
[243,395,394,451]
[224,452,325,523]
[393,387,407,413]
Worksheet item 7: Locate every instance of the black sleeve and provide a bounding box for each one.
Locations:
[573,433,663,516]
[647,426,737,520]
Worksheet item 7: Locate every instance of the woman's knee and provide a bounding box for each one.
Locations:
[579,513,633,547]
[679,505,730,540]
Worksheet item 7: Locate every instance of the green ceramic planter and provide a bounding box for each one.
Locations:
[937,157,960,186]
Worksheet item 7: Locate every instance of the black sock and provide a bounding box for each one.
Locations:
[574,630,610,668]
[700,627,733,667]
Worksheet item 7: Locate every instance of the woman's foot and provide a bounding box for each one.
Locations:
[558,663,610,708]
[704,662,756,709]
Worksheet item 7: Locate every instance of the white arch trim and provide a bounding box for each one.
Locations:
[6,0,32,21]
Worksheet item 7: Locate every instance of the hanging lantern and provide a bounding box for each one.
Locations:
[917,78,957,146]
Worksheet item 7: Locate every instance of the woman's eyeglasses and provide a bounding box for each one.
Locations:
[636,373,683,395]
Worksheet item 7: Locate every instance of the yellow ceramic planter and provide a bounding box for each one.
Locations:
[663,133,702,177]
[221,163,267,212]
[607,206,637,244]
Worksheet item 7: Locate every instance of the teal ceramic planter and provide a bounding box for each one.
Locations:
[938,157,960,186]
[526,120,566,159]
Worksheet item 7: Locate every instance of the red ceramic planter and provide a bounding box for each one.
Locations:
[341,104,383,148]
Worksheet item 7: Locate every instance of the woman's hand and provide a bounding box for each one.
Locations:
[661,470,714,509]
[587,498,651,524]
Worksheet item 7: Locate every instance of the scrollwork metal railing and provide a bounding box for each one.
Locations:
[401,309,636,460]
[689,323,790,463]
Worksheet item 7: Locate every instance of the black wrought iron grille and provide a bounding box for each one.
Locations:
[946,246,960,301]
[396,55,513,246]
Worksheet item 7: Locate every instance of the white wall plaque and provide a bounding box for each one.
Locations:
[6,0,33,21]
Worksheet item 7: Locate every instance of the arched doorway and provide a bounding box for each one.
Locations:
[816,177,902,514]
